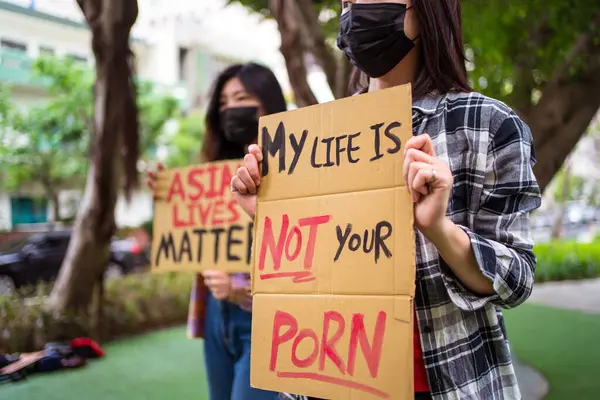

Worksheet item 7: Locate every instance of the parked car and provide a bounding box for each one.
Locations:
[0,230,150,296]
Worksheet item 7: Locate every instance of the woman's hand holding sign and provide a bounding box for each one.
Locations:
[231,144,262,219]
[403,134,493,296]
[403,134,453,238]
[202,270,232,300]
[146,162,165,197]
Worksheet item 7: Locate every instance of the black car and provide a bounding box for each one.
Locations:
[0,230,150,295]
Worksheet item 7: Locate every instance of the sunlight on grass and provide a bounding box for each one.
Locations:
[505,304,600,400]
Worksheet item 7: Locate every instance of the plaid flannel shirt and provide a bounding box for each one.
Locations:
[280,91,542,400]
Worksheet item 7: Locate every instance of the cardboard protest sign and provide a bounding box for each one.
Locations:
[251,84,416,399]
[151,160,253,273]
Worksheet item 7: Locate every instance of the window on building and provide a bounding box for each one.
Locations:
[39,46,55,56]
[10,197,48,226]
[178,47,189,81]
[67,54,88,63]
[0,39,27,52]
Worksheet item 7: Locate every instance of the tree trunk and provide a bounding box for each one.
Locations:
[522,12,600,193]
[551,161,571,240]
[335,55,352,98]
[294,0,338,96]
[41,175,60,223]
[49,165,118,310]
[526,74,600,193]
[287,0,352,100]
[51,194,60,223]
[49,0,139,311]
[269,0,318,107]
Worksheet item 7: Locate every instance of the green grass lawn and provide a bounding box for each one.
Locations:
[1,327,209,400]
[2,304,598,400]
[505,304,600,400]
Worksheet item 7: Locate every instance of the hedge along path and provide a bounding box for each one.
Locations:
[528,278,600,314]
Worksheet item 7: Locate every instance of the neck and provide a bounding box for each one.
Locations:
[368,51,418,92]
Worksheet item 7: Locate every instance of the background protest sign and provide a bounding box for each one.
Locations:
[151,160,253,273]
[251,85,416,399]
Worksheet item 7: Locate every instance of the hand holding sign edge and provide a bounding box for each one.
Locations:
[231,144,262,219]
[202,269,232,300]
[145,162,165,200]
[403,134,453,239]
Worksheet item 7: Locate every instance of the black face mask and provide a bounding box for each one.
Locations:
[220,106,259,145]
[337,3,415,78]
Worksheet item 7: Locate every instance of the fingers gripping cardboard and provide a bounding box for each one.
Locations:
[251,85,416,399]
[151,160,253,273]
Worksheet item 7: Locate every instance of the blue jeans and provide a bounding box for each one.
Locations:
[204,292,279,400]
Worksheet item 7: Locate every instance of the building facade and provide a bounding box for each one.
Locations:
[0,0,289,231]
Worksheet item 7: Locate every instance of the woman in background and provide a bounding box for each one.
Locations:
[147,62,286,400]
[231,1,542,399]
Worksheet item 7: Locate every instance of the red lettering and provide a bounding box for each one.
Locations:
[319,311,346,374]
[166,163,237,204]
[166,172,185,203]
[197,202,213,225]
[211,199,225,225]
[172,204,192,228]
[227,199,240,223]
[220,164,234,197]
[270,310,298,371]
[258,215,289,272]
[187,204,197,226]
[291,329,319,369]
[285,226,302,260]
[187,167,204,201]
[276,372,389,398]
[258,214,330,281]
[269,309,389,399]
[258,271,316,283]
[347,311,386,378]
[299,215,330,269]
[205,165,219,198]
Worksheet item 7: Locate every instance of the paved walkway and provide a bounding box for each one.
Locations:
[528,278,600,314]
[514,358,549,400]
[513,278,600,399]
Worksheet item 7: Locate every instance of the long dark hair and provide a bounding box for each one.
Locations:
[201,62,287,162]
[348,0,472,98]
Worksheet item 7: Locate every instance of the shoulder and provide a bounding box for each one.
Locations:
[442,91,532,143]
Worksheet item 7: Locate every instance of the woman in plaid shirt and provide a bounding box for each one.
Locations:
[231,1,542,399]
[148,63,286,400]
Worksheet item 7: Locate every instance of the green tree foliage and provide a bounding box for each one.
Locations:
[0,56,180,220]
[229,0,341,37]
[461,0,600,112]
[0,83,13,139]
[228,0,600,192]
[553,166,586,204]
[231,0,600,110]
[158,111,205,168]
[137,80,180,160]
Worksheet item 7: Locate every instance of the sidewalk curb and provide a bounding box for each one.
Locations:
[514,358,549,400]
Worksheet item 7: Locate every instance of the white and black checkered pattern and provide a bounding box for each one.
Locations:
[278,91,541,400]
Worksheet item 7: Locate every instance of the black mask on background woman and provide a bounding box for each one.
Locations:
[337,3,416,78]
[220,106,259,145]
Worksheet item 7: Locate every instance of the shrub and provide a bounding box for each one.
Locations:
[534,239,600,283]
[141,219,154,238]
[0,272,192,354]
